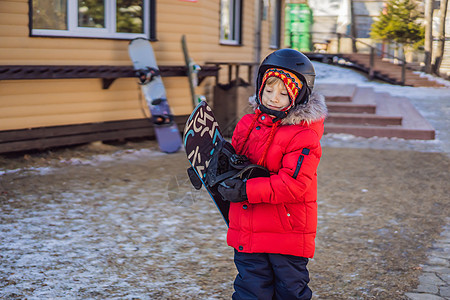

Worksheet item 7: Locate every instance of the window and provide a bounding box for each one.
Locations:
[220,0,242,45]
[30,0,155,40]
[269,0,281,48]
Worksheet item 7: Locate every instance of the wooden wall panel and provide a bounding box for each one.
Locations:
[0,1,27,14]
[0,0,283,132]
[0,77,190,121]
[2,110,145,131]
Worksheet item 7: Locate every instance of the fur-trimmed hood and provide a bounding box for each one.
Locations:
[249,91,327,125]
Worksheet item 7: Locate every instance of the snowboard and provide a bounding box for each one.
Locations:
[128,38,182,153]
[181,35,205,108]
[183,101,270,225]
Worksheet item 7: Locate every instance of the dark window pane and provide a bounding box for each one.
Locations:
[32,0,67,30]
[116,0,144,33]
[221,0,231,40]
[78,0,105,28]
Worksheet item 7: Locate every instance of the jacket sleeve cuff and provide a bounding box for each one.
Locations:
[245,177,269,204]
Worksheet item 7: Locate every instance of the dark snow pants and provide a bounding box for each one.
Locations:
[232,250,312,300]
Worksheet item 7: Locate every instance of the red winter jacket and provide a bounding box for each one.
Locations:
[227,92,327,258]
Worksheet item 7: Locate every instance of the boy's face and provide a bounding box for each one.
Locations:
[261,80,291,112]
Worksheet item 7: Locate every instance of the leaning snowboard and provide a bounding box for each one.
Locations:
[181,34,204,108]
[128,38,182,153]
[184,101,270,225]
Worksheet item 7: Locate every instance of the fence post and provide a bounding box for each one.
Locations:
[401,62,406,86]
[337,33,341,53]
[369,47,375,79]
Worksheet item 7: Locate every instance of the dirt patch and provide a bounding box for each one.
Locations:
[0,141,449,299]
[312,147,449,299]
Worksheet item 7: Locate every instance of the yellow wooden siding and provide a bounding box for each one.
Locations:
[0,77,190,130]
[0,0,282,131]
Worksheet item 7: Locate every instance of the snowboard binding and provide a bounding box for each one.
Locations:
[187,140,270,191]
[150,98,174,125]
[137,67,160,85]
[152,114,174,125]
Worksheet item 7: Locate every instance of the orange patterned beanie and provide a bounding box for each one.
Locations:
[259,68,303,111]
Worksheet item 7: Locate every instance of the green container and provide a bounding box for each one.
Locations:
[285,3,313,52]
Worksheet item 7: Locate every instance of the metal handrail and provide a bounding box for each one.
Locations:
[335,32,406,85]
[288,31,408,85]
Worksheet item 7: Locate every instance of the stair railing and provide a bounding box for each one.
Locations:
[336,33,407,85]
[287,31,408,85]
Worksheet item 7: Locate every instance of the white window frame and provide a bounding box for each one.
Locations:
[220,0,242,45]
[31,0,150,40]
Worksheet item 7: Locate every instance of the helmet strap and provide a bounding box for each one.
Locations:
[295,84,310,106]
[258,104,288,123]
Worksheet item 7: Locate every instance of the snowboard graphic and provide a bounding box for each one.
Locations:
[181,35,205,108]
[128,38,182,153]
[184,101,270,225]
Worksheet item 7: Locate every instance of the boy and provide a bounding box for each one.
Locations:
[217,49,327,300]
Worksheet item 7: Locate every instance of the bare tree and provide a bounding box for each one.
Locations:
[433,0,449,75]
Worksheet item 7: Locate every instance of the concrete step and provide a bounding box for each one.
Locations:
[375,93,435,135]
[324,123,435,140]
[324,91,435,140]
[315,82,436,140]
[350,86,377,106]
[315,83,356,102]
[327,102,377,114]
[326,113,402,126]
[316,83,377,113]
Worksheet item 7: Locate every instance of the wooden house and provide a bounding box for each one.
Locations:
[0,0,285,153]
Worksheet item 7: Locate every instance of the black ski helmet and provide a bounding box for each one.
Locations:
[256,49,315,119]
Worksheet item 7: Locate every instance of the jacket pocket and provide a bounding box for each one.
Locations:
[293,148,310,179]
[277,204,293,231]
[284,203,307,231]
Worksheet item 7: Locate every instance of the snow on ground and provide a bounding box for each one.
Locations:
[1,151,232,299]
[0,148,168,177]
[313,61,450,155]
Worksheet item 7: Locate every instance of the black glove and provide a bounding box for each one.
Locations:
[187,167,203,190]
[217,178,247,202]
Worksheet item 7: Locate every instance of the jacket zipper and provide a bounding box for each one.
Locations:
[293,148,310,179]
